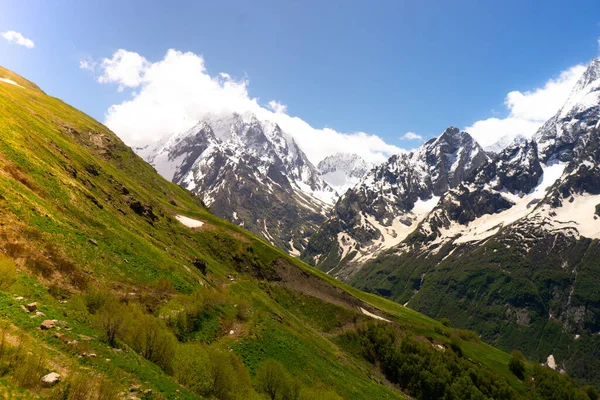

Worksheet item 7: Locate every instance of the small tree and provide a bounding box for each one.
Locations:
[173,344,212,395]
[255,359,290,400]
[94,299,127,347]
[508,350,526,380]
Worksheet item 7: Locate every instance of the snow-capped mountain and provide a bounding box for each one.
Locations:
[302,127,489,277]
[305,58,600,279]
[138,112,337,255]
[534,57,600,163]
[302,58,600,386]
[484,134,526,154]
[317,153,374,194]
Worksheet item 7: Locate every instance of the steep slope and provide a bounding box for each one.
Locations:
[348,58,600,389]
[535,57,600,163]
[1,66,588,399]
[317,153,374,194]
[138,112,336,255]
[303,127,489,278]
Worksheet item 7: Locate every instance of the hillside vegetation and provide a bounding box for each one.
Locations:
[0,66,594,399]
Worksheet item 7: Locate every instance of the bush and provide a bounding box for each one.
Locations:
[440,317,452,327]
[173,344,212,395]
[97,378,121,400]
[13,352,45,389]
[508,350,526,380]
[0,256,17,290]
[449,333,463,357]
[126,308,177,373]
[255,359,289,400]
[84,288,112,315]
[350,323,515,400]
[585,385,599,400]
[56,373,94,400]
[162,290,206,341]
[173,344,253,399]
[236,300,252,321]
[94,298,127,348]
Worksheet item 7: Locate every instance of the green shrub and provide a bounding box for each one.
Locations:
[255,359,289,400]
[173,343,212,395]
[173,343,253,399]
[55,373,94,400]
[13,352,45,390]
[439,317,452,327]
[96,378,121,400]
[508,350,526,380]
[236,299,252,321]
[94,298,127,347]
[0,256,17,290]
[126,308,177,373]
[84,288,112,314]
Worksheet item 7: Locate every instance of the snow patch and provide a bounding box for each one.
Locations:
[0,78,22,88]
[412,196,440,214]
[439,163,567,244]
[359,307,390,322]
[540,194,600,239]
[288,239,301,257]
[175,215,205,228]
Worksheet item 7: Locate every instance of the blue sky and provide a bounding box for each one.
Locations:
[1,0,600,162]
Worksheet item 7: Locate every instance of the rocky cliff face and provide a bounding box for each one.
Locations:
[138,112,336,255]
[302,127,489,277]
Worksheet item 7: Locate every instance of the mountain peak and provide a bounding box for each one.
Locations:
[485,134,526,154]
[317,153,374,194]
[534,57,600,162]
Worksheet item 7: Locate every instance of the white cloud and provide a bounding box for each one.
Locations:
[1,31,34,48]
[79,59,96,72]
[267,100,287,114]
[465,64,586,148]
[91,48,402,164]
[400,132,423,140]
[97,49,149,91]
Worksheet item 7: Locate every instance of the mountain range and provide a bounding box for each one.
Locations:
[4,63,595,399]
[138,57,600,389]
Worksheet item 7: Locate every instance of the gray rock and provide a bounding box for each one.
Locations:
[41,372,61,387]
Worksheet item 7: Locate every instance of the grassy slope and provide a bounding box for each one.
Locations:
[0,66,533,398]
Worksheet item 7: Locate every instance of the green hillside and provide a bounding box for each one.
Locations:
[0,66,593,399]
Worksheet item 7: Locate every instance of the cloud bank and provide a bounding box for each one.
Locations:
[465,64,586,148]
[1,31,34,48]
[86,49,402,164]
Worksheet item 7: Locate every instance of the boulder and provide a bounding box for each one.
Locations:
[41,372,61,387]
[26,302,37,312]
[40,320,55,330]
